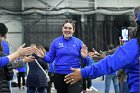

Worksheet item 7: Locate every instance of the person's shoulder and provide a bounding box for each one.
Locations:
[121,38,138,50]
[129,38,137,42]
[72,36,83,42]
[1,40,8,45]
[125,38,137,45]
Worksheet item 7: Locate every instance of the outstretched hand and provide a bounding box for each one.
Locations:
[64,68,82,84]
[17,43,36,56]
[22,55,35,63]
[81,44,88,58]
[34,48,45,58]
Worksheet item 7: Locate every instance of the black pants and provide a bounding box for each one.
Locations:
[53,73,82,93]
[46,72,55,93]
[83,78,92,90]
[17,72,26,89]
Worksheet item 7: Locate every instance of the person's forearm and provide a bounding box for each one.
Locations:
[7,51,20,62]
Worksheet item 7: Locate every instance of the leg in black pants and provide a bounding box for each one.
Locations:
[47,72,55,93]
[87,78,92,89]
[17,72,25,89]
[17,72,21,89]
[67,81,83,93]
[22,72,25,87]
[53,73,82,93]
[82,78,87,90]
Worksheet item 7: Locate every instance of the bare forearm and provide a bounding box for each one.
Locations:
[7,52,20,62]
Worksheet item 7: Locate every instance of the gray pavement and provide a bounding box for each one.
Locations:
[11,87,100,93]
[11,87,57,93]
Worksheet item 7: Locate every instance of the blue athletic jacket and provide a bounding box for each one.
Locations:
[43,36,88,74]
[81,38,140,92]
[0,40,10,67]
[0,57,9,67]
[1,40,10,55]
[16,63,26,72]
[48,61,55,73]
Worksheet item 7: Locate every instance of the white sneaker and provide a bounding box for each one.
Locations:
[86,88,92,91]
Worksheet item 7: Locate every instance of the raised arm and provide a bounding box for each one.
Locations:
[0,44,35,67]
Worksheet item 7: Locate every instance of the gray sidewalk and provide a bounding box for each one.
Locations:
[11,87,101,93]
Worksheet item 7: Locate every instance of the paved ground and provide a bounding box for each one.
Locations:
[11,87,57,93]
[92,77,115,93]
[11,77,115,93]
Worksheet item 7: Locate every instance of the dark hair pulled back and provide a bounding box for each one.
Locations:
[62,19,76,30]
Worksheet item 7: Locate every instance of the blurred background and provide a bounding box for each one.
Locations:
[0,0,139,53]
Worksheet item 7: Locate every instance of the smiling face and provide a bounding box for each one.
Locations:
[62,22,75,39]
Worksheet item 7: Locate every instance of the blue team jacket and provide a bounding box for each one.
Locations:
[0,57,9,67]
[16,63,26,72]
[0,40,9,67]
[81,38,140,92]
[1,40,10,55]
[48,61,55,73]
[43,36,88,74]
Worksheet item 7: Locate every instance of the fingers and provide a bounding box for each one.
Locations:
[24,47,36,55]
[65,78,77,84]
[19,43,25,48]
[22,56,35,63]
[88,52,94,58]
[17,45,36,56]
[65,78,73,84]
[70,80,77,84]
[64,73,73,81]
[27,55,35,59]
[82,44,87,50]
[35,48,45,58]
[64,74,77,84]
[70,68,76,71]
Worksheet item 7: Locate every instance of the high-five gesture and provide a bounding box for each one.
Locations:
[81,44,88,58]
[64,68,82,84]
[16,43,36,56]
[34,47,45,58]
[7,44,36,62]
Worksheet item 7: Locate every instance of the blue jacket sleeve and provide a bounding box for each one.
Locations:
[0,57,9,67]
[81,39,138,78]
[43,41,56,63]
[2,41,10,55]
[82,56,93,66]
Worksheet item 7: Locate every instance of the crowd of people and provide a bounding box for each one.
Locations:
[0,6,140,93]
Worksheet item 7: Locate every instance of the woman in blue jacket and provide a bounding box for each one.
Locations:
[64,6,140,93]
[36,19,88,93]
